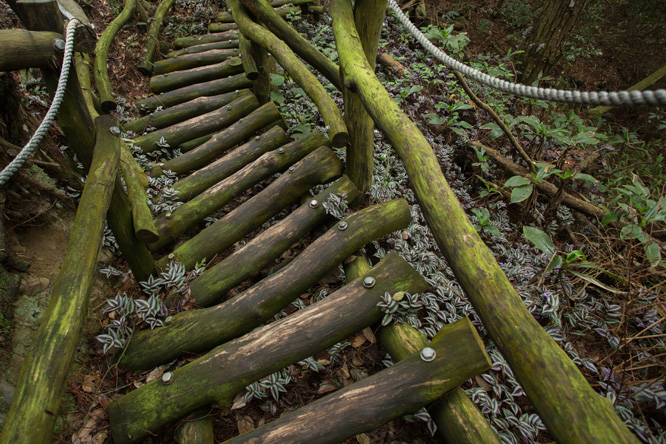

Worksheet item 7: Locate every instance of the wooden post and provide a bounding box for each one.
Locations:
[329,1,639,442]
[110,252,428,443]
[137,0,177,75]
[0,115,120,444]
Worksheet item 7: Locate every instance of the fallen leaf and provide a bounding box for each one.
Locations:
[145,365,167,383]
[351,334,366,348]
[316,383,338,395]
[236,415,254,434]
[92,431,108,444]
[356,433,371,444]
[475,375,492,391]
[81,375,96,393]
[231,393,247,410]
[362,327,377,344]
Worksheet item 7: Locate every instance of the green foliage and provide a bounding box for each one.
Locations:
[420,24,470,57]
[471,208,501,237]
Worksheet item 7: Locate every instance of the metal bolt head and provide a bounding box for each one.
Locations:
[165,212,173,219]
[362,276,376,288]
[53,38,65,51]
[239,118,244,123]
[277,147,285,154]
[168,253,175,260]
[226,105,232,110]
[162,371,174,385]
[109,126,121,136]
[255,135,261,141]
[309,199,319,208]
[420,347,436,362]
[288,165,295,172]
[338,220,348,231]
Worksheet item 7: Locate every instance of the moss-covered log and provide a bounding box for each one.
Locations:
[189,176,359,307]
[239,0,340,90]
[135,73,252,113]
[110,252,426,443]
[171,125,289,200]
[271,0,314,6]
[133,89,258,153]
[341,0,384,195]
[150,57,243,93]
[330,1,639,442]
[167,39,239,58]
[151,146,342,267]
[151,101,282,175]
[250,39,270,103]
[209,22,238,33]
[175,412,214,444]
[217,5,299,22]
[123,90,240,134]
[119,142,159,243]
[0,115,120,444]
[378,323,502,444]
[0,29,64,71]
[229,0,347,146]
[94,0,136,111]
[222,318,490,444]
[124,196,408,370]
[137,0,177,75]
[179,134,213,152]
[174,30,239,49]
[75,53,103,118]
[152,130,327,249]
[153,48,239,75]
[239,34,259,80]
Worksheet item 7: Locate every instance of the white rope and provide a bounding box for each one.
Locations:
[387,0,666,107]
[0,19,80,186]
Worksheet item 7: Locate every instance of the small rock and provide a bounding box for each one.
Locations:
[19,276,49,296]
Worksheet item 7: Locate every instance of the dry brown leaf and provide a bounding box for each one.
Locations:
[356,433,371,444]
[145,365,167,383]
[351,334,366,348]
[362,327,377,343]
[236,415,254,434]
[230,392,247,410]
[81,375,96,393]
[474,375,492,391]
[316,383,338,395]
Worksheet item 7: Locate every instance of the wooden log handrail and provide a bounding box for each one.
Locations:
[0,115,120,444]
[330,0,639,442]
[137,0,177,75]
[0,29,65,71]
[109,252,429,443]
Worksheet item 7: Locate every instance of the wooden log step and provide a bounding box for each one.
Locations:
[150,101,284,176]
[175,30,239,49]
[167,39,240,58]
[179,134,213,152]
[126,196,409,370]
[124,90,241,134]
[0,115,120,444]
[151,146,342,265]
[153,48,240,75]
[110,252,429,443]
[188,175,359,307]
[209,22,238,33]
[216,5,299,22]
[151,130,328,249]
[150,57,243,94]
[239,34,259,80]
[171,127,313,201]
[133,89,258,154]
[378,323,502,444]
[135,73,252,113]
[222,318,490,444]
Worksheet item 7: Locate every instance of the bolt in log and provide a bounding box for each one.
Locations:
[124,196,409,370]
[109,252,428,443]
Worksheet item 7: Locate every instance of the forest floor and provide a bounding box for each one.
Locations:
[0,0,664,443]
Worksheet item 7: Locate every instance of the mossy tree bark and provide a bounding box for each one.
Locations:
[228,0,347,147]
[152,146,343,269]
[330,1,639,442]
[119,142,159,243]
[153,48,240,75]
[135,73,252,112]
[209,22,238,33]
[110,252,428,443]
[137,0,177,75]
[123,197,409,370]
[94,0,136,111]
[133,89,258,153]
[239,34,259,80]
[151,130,326,248]
[239,0,341,89]
[149,57,244,93]
[0,29,65,71]
[175,412,214,444]
[171,125,289,200]
[167,39,239,58]
[123,90,241,134]
[217,5,299,22]
[0,115,120,444]
[174,30,239,49]
[222,318,490,444]
[188,176,359,307]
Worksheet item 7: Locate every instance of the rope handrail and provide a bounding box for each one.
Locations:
[386,0,666,107]
[0,19,80,186]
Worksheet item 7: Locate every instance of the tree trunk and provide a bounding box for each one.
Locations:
[133,89,258,153]
[171,126,290,200]
[152,130,327,247]
[152,146,343,269]
[151,101,283,176]
[153,48,240,75]
[123,90,241,134]
[0,115,120,444]
[229,0,347,147]
[137,0,177,75]
[167,39,239,58]
[330,1,639,442]
[519,0,588,84]
[150,57,243,93]
[188,175,359,307]
[109,252,428,444]
[135,73,252,113]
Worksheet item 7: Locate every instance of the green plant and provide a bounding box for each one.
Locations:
[471,207,501,237]
[503,162,596,204]
[420,24,470,57]
[270,73,286,103]
[394,84,422,105]
[425,101,474,136]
